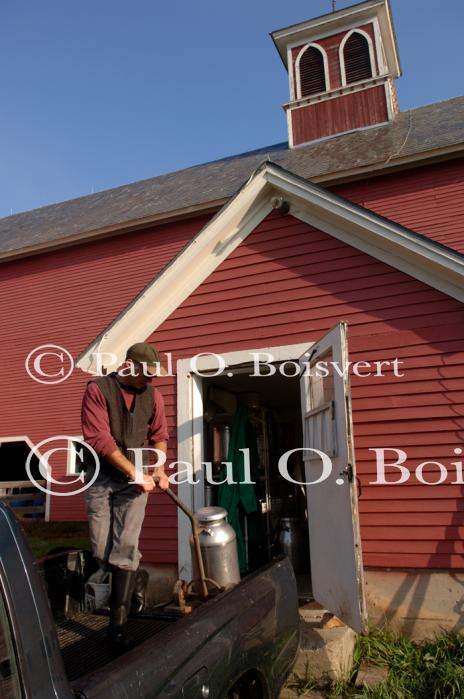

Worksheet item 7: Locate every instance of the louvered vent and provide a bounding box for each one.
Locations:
[299,46,326,97]
[344,32,373,84]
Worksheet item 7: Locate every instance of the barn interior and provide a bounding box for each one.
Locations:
[202,367,312,601]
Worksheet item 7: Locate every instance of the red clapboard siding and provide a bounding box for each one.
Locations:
[334,158,464,254]
[0,157,463,571]
[0,215,210,564]
[360,499,464,513]
[366,553,464,568]
[291,85,388,145]
[149,210,464,571]
[361,513,464,526]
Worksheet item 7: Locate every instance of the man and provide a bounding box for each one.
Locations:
[81,342,169,653]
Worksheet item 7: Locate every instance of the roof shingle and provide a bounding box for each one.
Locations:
[0,96,463,259]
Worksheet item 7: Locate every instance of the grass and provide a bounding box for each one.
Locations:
[357,628,464,699]
[19,519,91,559]
[287,627,464,698]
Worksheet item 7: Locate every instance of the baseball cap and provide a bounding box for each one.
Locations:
[125,342,167,376]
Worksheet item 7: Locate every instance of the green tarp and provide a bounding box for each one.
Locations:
[218,403,260,572]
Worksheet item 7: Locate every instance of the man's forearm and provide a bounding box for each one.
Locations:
[103,441,167,481]
[105,449,137,480]
[152,441,168,472]
[152,441,169,489]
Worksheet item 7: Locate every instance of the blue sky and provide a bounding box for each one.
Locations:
[1,0,462,217]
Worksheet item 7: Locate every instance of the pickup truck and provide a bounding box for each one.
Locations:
[0,502,299,699]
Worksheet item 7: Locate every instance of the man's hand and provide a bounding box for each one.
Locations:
[138,474,155,493]
[154,470,170,491]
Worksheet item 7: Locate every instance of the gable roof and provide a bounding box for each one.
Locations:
[76,161,464,375]
[1,96,464,262]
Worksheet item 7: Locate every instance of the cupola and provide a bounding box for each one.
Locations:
[271,0,401,147]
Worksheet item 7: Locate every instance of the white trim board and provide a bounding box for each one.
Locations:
[339,28,377,86]
[284,74,390,111]
[295,42,330,98]
[76,161,464,375]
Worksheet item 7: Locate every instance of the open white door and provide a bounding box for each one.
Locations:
[299,322,367,633]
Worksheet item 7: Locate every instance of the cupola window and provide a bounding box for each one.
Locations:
[297,45,327,97]
[343,31,373,84]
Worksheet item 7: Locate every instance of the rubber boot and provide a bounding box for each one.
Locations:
[130,568,149,616]
[107,568,136,655]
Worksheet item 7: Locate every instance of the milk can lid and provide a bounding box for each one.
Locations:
[195,506,227,523]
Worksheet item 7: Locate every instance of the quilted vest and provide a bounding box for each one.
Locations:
[86,372,154,482]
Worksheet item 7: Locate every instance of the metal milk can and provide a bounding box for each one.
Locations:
[278,517,306,574]
[190,506,240,588]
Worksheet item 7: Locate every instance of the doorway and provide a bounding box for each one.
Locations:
[201,368,312,601]
[176,326,367,633]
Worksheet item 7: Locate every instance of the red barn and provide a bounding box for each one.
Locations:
[1,0,464,636]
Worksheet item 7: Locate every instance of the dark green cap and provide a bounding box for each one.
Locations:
[125,342,166,375]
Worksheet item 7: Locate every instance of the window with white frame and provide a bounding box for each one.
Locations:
[341,30,374,84]
[297,44,328,98]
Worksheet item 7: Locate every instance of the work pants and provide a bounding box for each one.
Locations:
[84,467,148,571]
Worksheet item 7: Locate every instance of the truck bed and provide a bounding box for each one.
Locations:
[56,611,176,681]
[36,549,180,682]
[1,504,299,698]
